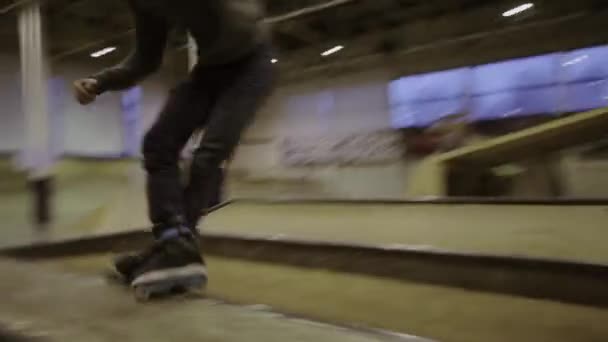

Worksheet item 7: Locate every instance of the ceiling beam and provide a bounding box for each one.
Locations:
[0,0,33,15]
[276,22,323,44]
[280,10,603,81]
[51,0,362,60]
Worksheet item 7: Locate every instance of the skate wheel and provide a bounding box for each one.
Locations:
[134,286,151,302]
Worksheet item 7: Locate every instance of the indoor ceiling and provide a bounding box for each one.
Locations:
[1,0,608,80]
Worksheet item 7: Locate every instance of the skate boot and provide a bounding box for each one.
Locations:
[112,227,202,283]
[112,252,145,284]
[129,227,207,301]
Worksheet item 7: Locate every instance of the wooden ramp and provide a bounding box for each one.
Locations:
[0,259,427,342]
[408,108,608,197]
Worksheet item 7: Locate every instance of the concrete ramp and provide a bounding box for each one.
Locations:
[0,259,426,342]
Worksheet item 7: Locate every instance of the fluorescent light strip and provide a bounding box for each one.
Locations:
[321,45,344,57]
[503,3,534,17]
[90,47,117,58]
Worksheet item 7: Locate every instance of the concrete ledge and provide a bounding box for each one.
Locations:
[0,259,429,342]
[232,197,608,206]
[0,325,44,342]
[2,228,608,309]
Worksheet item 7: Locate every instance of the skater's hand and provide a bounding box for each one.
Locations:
[73,78,99,105]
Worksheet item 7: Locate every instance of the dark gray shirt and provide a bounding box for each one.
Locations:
[92,0,267,93]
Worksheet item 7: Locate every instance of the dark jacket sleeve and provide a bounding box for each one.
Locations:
[91,1,169,93]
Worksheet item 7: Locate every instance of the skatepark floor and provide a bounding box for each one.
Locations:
[39,254,608,342]
[2,159,607,341]
[2,159,608,265]
[0,159,144,247]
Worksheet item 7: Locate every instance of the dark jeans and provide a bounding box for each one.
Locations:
[206,165,225,209]
[143,43,276,233]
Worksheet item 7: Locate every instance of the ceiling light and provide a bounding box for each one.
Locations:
[90,47,117,58]
[321,45,344,57]
[271,58,278,64]
[562,55,588,67]
[502,3,534,17]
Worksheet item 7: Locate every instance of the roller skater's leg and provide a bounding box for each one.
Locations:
[113,78,211,281]
[184,44,276,230]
